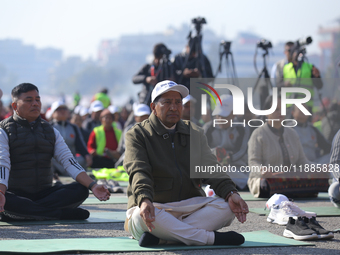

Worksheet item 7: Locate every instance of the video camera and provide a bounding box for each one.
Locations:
[295,36,313,49]
[291,36,313,62]
[160,47,171,57]
[192,17,206,34]
[154,45,172,59]
[220,41,232,53]
[257,39,272,51]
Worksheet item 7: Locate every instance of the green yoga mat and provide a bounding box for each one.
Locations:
[0,211,125,226]
[83,196,128,204]
[250,206,340,217]
[0,230,312,254]
[239,192,330,201]
[118,181,128,187]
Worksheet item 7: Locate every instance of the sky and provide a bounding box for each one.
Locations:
[1,0,340,60]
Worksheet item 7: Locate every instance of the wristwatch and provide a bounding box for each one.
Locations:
[226,190,239,201]
[88,181,97,190]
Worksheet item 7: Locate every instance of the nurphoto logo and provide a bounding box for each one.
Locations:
[198,82,312,128]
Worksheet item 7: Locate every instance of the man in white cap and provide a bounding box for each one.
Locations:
[203,94,251,190]
[124,80,248,247]
[82,100,104,135]
[50,101,92,176]
[108,105,122,131]
[181,95,199,125]
[115,104,151,167]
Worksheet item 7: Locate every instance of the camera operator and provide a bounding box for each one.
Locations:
[270,41,294,87]
[173,37,214,90]
[132,43,174,106]
[281,38,323,110]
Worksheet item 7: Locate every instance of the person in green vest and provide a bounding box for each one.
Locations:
[73,91,81,108]
[282,47,323,111]
[87,109,122,168]
[92,88,111,108]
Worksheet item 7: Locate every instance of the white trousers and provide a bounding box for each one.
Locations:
[126,196,235,245]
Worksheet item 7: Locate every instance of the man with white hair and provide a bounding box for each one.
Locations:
[124,80,248,247]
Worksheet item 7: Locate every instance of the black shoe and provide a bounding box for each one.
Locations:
[0,212,34,221]
[303,216,334,239]
[283,217,318,240]
[61,208,90,220]
[139,232,160,247]
[107,180,124,193]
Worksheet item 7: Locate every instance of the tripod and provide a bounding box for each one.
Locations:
[215,41,239,86]
[178,17,209,84]
[253,47,273,109]
[143,53,173,105]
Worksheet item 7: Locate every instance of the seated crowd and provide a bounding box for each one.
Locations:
[0,81,339,247]
[0,84,339,200]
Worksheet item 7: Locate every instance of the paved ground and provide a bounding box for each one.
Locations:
[0,187,339,255]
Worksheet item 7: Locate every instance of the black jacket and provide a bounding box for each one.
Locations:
[0,114,55,194]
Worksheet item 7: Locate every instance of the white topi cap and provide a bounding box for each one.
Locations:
[212,94,233,117]
[151,80,189,103]
[50,101,68,115]
[90,100,104,113]
[133,104,151,117]
[108,105,119,115]
[182,95,197,105]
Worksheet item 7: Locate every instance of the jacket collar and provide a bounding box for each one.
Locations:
[53,120,68,126]
[149,112,190,136]
[13,112,41,128]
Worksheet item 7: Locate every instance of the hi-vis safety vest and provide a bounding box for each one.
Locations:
[93,125,122,156]
[283,62,314,108]
[94,92,111,108]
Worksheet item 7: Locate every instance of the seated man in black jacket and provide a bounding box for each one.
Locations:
[132,43,174,106]
[0,83,110,221]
